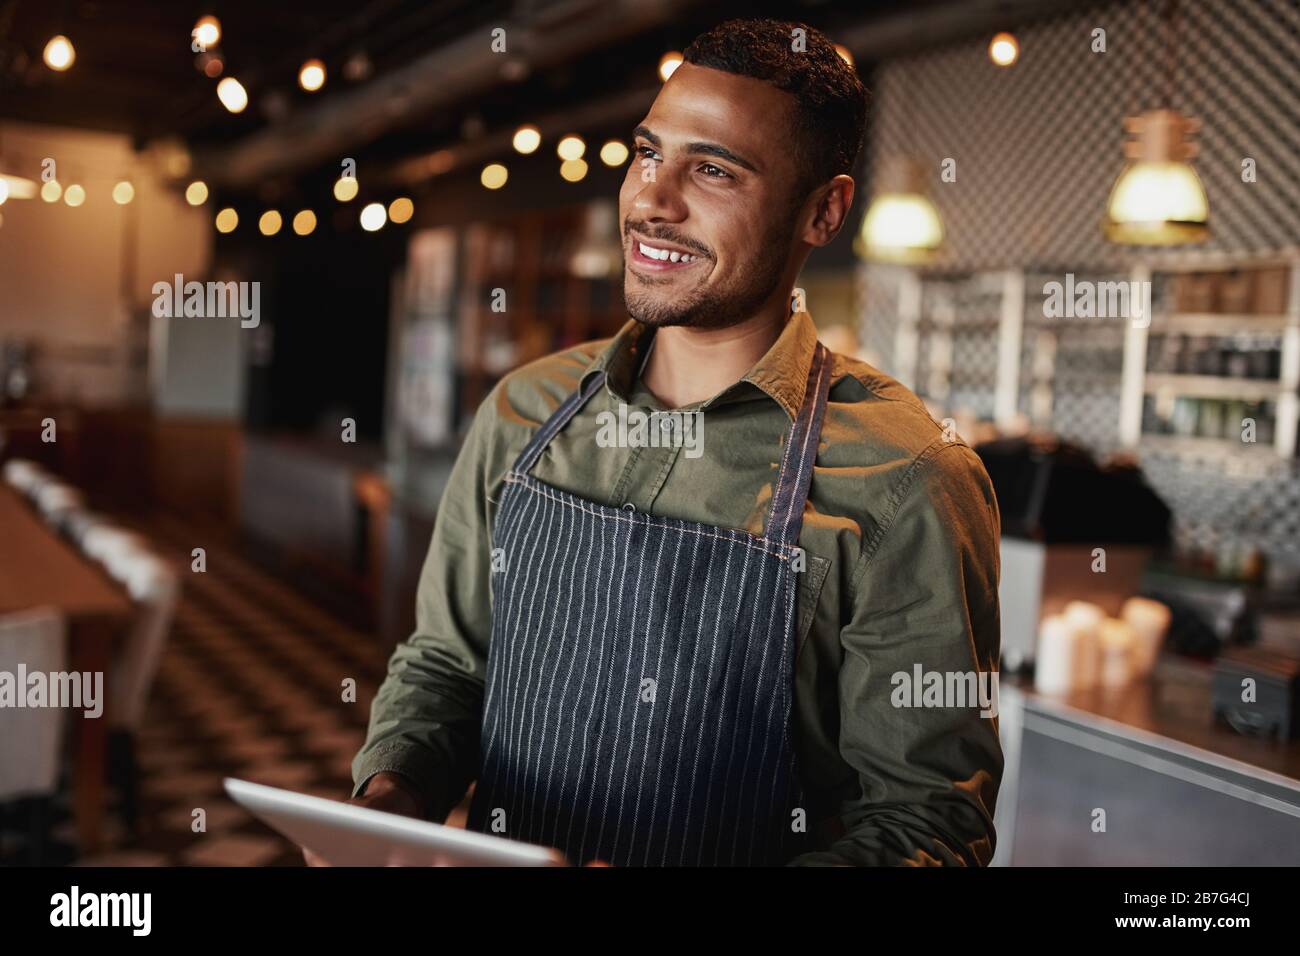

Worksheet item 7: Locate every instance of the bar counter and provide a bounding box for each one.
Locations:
[995,657,1300,865]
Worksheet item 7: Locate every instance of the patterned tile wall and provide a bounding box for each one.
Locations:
[856,0,1300,566]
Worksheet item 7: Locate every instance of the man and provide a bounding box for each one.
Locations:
[342,17,1002,866]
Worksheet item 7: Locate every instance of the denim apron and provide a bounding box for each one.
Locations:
[466,341,832,866]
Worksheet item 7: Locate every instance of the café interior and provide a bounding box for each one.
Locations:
[1,0,1298,866]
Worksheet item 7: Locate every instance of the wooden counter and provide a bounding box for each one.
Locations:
[0,484,132,854]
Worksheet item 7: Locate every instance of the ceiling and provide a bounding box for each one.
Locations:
[0,0,1074,194]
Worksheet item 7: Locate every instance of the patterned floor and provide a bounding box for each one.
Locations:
[29,514,460,866]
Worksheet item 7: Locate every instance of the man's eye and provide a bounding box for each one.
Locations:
[699,163,731,179]
[637,145,661,161]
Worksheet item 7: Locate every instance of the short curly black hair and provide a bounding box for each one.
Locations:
[683,18,868,195]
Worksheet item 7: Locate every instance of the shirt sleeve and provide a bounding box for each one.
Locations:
[350,393,501,822]
[788,440,1004,866]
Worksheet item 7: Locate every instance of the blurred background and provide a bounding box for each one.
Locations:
[1,0,1298,866]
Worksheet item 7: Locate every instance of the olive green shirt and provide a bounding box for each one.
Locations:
[354,309,1004,866]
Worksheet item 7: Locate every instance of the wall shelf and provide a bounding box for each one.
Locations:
[1118,254,1300,460]
[1143,373,1289,402]
[1151,313,1290,334]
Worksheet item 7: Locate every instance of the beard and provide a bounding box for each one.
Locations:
[622,206,800,330]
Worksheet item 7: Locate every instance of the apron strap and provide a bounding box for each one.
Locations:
[511,370,607,476]
[511,338,833,550]
[764,341,833,547]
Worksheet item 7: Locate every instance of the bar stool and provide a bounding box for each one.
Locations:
[109,554,181,834]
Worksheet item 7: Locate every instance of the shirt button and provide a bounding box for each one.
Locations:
[622,502,636,512]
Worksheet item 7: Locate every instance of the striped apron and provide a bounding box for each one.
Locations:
[466,342,832,866]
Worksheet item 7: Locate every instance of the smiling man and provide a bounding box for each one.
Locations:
[345,17,1003,867]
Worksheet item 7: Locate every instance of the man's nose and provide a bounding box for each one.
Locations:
[631,164,687,222]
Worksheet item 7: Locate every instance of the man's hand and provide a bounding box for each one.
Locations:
[302,772,424,867]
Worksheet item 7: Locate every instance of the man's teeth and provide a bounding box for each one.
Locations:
[638,241,698,263]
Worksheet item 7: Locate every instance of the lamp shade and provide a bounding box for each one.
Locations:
[1104,160,1209,245]
[1104,109,1209,245]
[856,157,944,263]
[858,192,944,263]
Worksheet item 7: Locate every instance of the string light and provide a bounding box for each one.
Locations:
[215,208,239,233]
[333,177,359,202]
[658,52,682,82]
[988,32,1020,67]
[299,59,326,92]
[512,125,541,154]
[556,135,585,161]
[292,209,317,235]
[258,210,282,236]
[388,197,414,223]
[599,141,629,166]
[560,159,588,182]
[185,181,208,205]
[43,36,75,71]
[112,181,134,204]
[359,202,386,231]
[480,164,508,189]
[217,77,248,113]
[193,16,221,50]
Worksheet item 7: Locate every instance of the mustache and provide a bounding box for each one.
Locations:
[623,218,713,259]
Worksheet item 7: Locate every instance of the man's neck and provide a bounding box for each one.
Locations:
[640,306,789,409]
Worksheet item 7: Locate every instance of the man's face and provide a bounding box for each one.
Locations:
[618,62,808,329]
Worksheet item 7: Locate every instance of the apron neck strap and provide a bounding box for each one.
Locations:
[511,370,607,476]
[763,341,832,548]
[510,340,834,549]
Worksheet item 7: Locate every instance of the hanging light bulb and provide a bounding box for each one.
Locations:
[512,125,541,155]
[359,202,387,231]
[1104,109,1208,245]
[560,159,588,182]
[299,59,326,92]
[193,15,222,50]
[599,140,629,166]
[658,52,683,82]
[333,176,359,202]
[387,197,414,224]
[43,35,75,71]
[988,32,1019,67]
[856,158,944,263]
[217,77,249,113]
[556,135,585,161]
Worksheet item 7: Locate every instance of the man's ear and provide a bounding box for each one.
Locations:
[801,174,856,247]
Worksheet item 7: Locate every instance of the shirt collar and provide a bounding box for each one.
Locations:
[581,310,820,422]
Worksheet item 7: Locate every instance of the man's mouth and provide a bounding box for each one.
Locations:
[628,233,707,272]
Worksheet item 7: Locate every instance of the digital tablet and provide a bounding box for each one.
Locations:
[223,777,567,867]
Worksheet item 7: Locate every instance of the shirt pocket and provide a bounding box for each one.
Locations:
[794,551,832,660]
